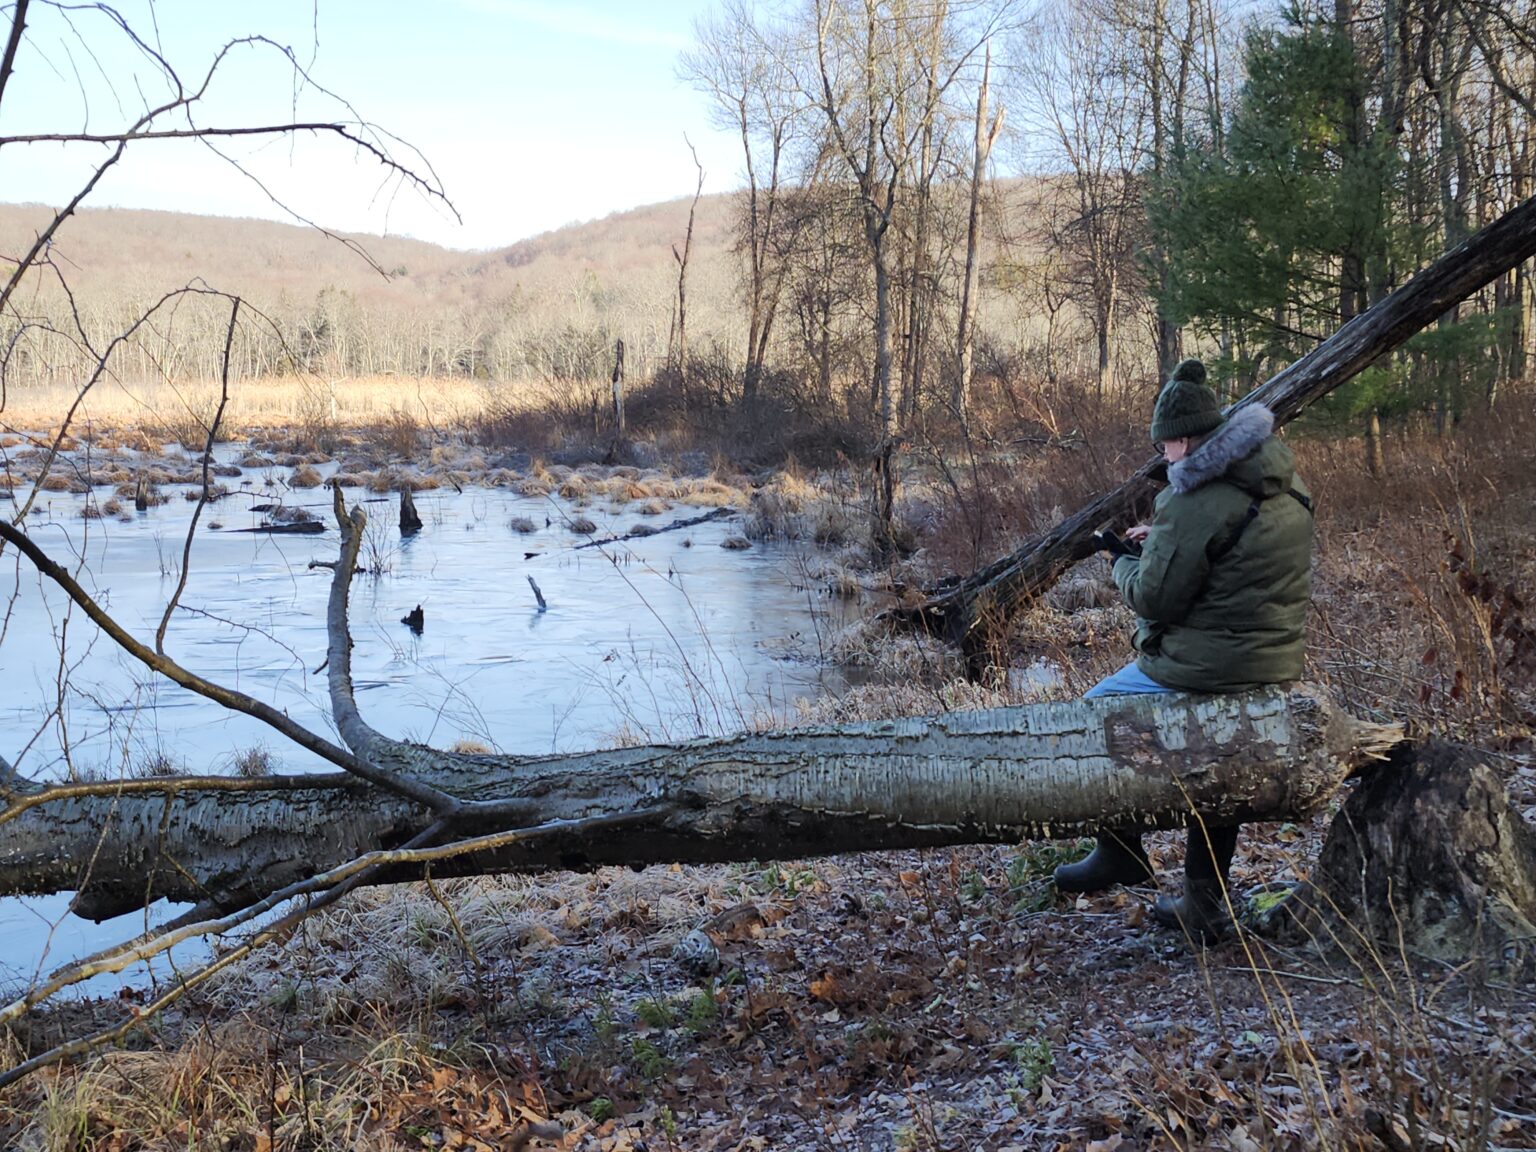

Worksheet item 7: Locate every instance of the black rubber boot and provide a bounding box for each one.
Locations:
[1053,833,1155,893]
[1151,823,1240,945]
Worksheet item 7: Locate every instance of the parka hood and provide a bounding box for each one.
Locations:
[1167,404,1291,498]
[1117,399,1313,692]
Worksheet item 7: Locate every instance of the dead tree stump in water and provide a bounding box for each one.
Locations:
[1270,740,1536,973]
[399,487,422,535]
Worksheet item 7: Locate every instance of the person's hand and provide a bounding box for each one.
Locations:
[1091,529,1139,558]
[1125,524,1151,543]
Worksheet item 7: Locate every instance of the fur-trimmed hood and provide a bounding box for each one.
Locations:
[1115,399,1313,692]
[1167,404,1284,496]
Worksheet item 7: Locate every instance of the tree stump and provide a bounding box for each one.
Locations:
[399,487,422,535]
[1267,740,1536,974]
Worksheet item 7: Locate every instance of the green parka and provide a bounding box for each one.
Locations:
[1112,405,1313,692]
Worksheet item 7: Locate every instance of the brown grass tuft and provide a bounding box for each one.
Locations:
[289,463,323,488]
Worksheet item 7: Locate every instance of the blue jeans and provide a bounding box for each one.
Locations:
[1084,661,1177,699]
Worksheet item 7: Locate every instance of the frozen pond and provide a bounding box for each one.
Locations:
[0,452,859,992]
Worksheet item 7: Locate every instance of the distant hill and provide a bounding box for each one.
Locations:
[1,182,1041,395]
[0,198,740,344]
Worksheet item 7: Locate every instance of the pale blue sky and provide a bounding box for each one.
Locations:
[1,0,746,249]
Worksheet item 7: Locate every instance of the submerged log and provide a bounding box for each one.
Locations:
[0,686,1397,921]
[232,521,326,535]
[573,506,735,550]
[898,194,1536,673]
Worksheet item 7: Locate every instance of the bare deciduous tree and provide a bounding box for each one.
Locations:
[954,43,1004,423]
[1007,0,1151,397]
[682,0,809,407]
[800,0,1011,553]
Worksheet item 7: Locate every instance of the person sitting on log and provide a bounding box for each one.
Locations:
[1055,357,1315,943]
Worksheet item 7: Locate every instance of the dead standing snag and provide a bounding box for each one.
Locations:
[399,487,423,534]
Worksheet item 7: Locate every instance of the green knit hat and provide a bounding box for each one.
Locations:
[1150,358,1224,442]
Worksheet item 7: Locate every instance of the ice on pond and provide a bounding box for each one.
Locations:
[0,457,857,986]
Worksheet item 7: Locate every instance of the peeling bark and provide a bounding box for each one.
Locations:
[0,687,1397,922]
[1267,740,1536,970]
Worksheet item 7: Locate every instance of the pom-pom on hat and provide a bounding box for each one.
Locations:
[1150,358,1225,443]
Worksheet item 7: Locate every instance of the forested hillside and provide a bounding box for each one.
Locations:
[0,196,741,387]
[6,0,1532,459]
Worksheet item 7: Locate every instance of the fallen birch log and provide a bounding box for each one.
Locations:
[11,495,1534,974]
[0,686,1399,921]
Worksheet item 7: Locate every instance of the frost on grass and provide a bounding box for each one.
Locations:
[203,868,731,1028]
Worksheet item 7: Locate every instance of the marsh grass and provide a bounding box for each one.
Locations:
[2,375,495,439]
[7,1021,470,1151]
[229,745,276,778]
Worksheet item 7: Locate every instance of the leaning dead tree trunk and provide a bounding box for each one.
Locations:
[0,498,1400,922]
[900,193,1536,672]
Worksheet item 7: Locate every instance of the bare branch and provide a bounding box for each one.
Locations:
[0,0,29,111]
[0,808,663,1030]
[155,295,238,654]
[0,515,462,814]
[1,122,395,146]
[0,815,456,1090]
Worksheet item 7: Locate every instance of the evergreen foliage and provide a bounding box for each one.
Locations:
[1148,4,1525,425]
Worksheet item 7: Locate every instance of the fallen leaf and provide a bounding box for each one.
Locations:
[809,971,842,1002]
